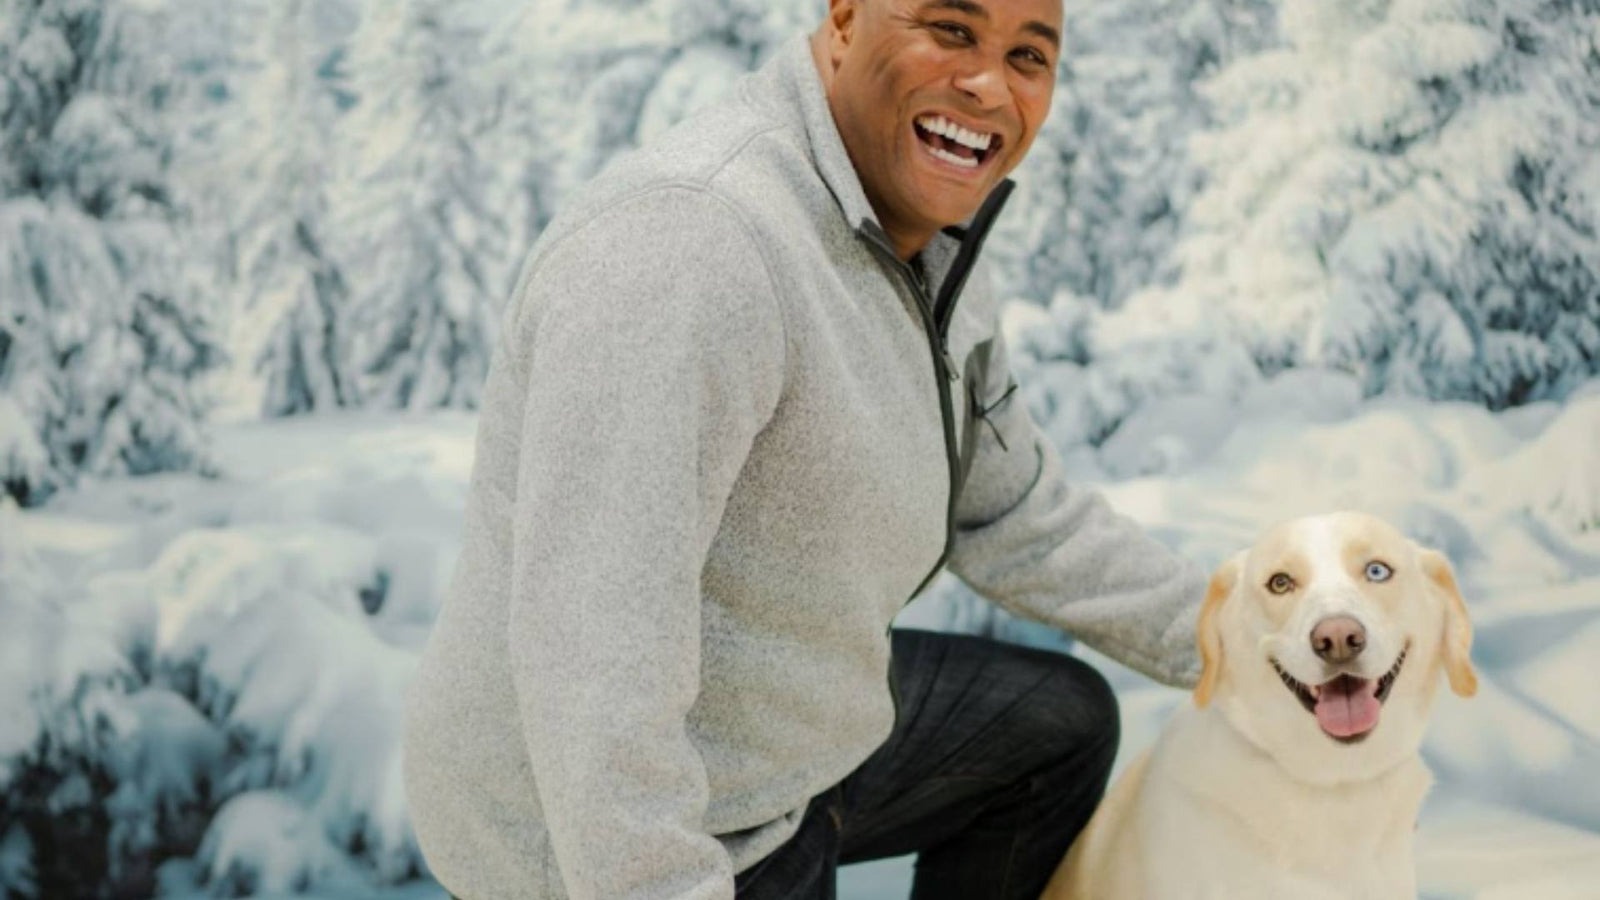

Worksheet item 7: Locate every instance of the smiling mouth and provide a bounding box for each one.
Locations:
[1270,643,1409,744]
[912,115,1001,172]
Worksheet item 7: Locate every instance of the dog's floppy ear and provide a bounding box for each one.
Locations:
[1194,554,1241,708]
[1419,547,1477,698]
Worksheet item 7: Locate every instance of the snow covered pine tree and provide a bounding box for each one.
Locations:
[0,0,223,505]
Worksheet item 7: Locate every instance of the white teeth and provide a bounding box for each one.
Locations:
[925,143,979,168]
[916,115,993,151]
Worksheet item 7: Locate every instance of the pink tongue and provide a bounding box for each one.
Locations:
[1314,675,1381,738]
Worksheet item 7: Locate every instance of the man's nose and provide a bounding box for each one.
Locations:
[1310,616,1367,664]
[951,57,1010,109]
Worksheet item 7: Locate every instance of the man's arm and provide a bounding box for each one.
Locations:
[944,310,1204,689]
[507,187,785,900]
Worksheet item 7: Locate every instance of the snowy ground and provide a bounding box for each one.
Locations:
[5,374,1598,898]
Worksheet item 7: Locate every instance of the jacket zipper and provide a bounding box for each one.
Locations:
[858,241,964,591]
[855,179,1015,714]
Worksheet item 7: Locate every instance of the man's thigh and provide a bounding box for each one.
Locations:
[837,627,1119,863]
[734,627,1118,898]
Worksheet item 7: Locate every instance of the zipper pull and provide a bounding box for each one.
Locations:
[941,344,960,382]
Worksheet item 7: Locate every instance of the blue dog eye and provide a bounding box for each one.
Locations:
[1366,561,1393,582]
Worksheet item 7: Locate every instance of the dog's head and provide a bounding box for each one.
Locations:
[1191,511,1476,784]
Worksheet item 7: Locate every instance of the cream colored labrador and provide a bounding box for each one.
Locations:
[1042,511,1477,900]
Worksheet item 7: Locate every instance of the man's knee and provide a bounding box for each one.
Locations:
[1017,649,1120,769]
[890,629,1120,763]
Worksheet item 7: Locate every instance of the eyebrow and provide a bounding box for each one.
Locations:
[1275,550,1311,581]
[918,0,1063,50]
[1341,539,1379,568]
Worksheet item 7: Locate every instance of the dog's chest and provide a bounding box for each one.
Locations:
[1142,797,1417,899]
[1140,722,1429,899]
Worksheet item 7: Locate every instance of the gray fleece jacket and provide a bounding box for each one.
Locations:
[402,33,1205,900]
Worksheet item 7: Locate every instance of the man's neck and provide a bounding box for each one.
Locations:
[871,216,934,262]
[877,213,935,262]
[810,30,932,262]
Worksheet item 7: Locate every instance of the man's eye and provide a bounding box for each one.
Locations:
[930,21,975,43]
[1012,47,1049,68]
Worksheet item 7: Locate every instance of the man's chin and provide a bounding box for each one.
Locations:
[902,181,989,226]
[915,193,988,231]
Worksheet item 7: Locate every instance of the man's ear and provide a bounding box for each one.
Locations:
[825,0,858,68]
[1418,547,1477,698]
[1194,554,1241,708]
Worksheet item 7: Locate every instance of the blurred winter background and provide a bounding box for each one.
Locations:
[1,0,1597,897]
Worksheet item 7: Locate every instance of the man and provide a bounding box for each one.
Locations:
[402,1,1206,898]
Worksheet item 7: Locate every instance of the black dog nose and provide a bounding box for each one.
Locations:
[1311,616,1367,663]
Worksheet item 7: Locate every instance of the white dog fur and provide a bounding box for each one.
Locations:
[1042,511,1478,900]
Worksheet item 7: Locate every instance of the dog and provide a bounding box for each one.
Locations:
[1041,511,1478,900]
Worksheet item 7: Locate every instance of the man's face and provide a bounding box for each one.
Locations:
[822,0,1061,247]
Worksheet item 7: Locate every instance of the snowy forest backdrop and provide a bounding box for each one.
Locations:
[2,0,1598,897]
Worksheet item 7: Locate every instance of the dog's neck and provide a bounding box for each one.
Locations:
[1159,704,1432,859]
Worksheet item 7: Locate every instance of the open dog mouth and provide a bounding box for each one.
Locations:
[1270,643,1409,744]
[913,114,1001,171]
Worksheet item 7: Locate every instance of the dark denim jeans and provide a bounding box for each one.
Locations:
[733,628,1120,900]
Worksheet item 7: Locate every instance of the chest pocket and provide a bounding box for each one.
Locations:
[957,337,1020,494]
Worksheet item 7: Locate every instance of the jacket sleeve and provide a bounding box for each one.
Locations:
[505,187,785,900]
[944,311,1205,689]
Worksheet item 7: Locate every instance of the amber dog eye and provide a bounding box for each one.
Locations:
[1266,572,1295,594]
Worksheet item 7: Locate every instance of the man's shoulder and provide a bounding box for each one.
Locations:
[503,86,810,337]
[540,82,818,259]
